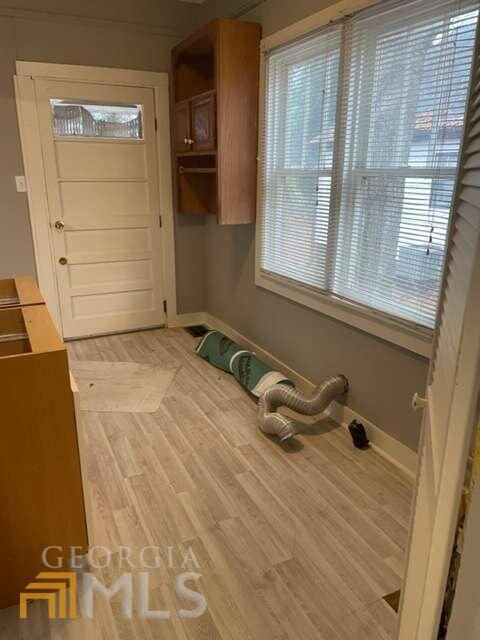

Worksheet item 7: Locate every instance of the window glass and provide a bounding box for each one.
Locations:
[260,25,343,291]
[334,3,478,327]
[50,100,143,139]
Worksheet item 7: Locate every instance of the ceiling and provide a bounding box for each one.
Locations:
[191,0,265,21]
[173,0,266,35]
[0,0,266,37]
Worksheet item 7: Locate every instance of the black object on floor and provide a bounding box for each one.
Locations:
[348,420,370,449]
[185,325,209,337]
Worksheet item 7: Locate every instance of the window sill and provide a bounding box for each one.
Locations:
[255,269,433,358]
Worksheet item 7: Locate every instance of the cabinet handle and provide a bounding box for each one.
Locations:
[189,138,195,145]
[54,220,65,231]
[183,137,189,145]
[59,257,68,266]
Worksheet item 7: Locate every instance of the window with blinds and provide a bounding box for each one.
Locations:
[261,25,342,290]
[258,0,479,333]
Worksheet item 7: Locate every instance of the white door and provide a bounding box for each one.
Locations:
[398,46,480,639]
[34,79,165,338]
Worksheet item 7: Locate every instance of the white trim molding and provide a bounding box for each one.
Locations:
[203,313,418,477]
[15,74,62,329]
[255,271,433,358]
[14,61,178,333]
[153,79,178,327]
[16,61,170,89]
[328,402,417,479]
[255,0,434,359]
[260,0,382,52]
[169,312,208,328]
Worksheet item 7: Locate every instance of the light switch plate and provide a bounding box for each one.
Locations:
[15,175,27,193]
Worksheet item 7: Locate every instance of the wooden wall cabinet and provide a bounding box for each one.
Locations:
[171,19,261,225]
[174,90,216,153]
[174,100,191,153]
[190,91,216,152]
[0,304,88,609]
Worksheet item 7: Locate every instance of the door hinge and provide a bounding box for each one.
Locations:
[163,300,167,314]
[154,117,158,131]
[159,215,162,228]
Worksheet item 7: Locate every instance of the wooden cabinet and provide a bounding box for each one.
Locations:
[0,303,88,609]
[174,91,216,153]
[0,276,43,308]
[172,19,261,224]
[174,100,191,153]
[190,91,216,151]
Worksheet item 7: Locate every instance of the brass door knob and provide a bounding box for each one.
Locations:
[59,257,68,265]
[54,220,65,230]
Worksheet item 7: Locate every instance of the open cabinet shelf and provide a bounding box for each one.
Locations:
[171,19,261,224]
[175,151,217,215]
[173,33,215,103]
[0,308,31,356]
[179,166,216,174]
[0,276,44,309]
[176,150,217,158]
[177,172,217,215]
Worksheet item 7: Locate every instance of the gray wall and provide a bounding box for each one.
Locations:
[0,17,35,277]
[0,1,206,311]
[201,0,429,451]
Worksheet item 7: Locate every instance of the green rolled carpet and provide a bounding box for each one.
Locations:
[195,330,293,397]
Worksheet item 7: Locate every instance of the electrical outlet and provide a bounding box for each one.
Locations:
[15,176,27,193]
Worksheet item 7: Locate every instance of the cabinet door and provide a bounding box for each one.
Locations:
[174,100,191,152]
[191,92,216,152]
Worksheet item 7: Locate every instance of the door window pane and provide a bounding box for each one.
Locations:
[50,100,143,139]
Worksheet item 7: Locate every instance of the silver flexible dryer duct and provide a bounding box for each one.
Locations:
[257,374,349,442]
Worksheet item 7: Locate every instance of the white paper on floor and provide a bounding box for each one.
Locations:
[70,361,178,413]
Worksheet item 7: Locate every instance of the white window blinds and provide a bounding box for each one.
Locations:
[260,24,343,290]
[259,0,479,331]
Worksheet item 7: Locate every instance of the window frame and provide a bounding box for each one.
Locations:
[255,0,472,358]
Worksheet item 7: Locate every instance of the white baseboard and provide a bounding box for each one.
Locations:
[327,401,417,479]
[168,312,207,328]
[204,313,417,479]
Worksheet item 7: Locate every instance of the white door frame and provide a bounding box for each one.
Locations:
[398,262,480,638]
[14,61,177,334]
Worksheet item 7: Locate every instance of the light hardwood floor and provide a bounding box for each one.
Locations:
[0,328,413,639]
